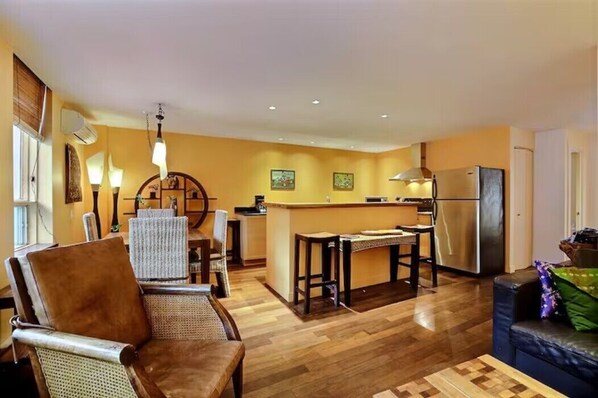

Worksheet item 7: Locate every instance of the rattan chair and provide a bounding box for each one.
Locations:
[137,208,176,218]
[82,212,99,241]
[190,210,231,297]
[129,216,189,283]
[5,237,244,398]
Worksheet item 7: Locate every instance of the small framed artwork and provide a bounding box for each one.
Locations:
[65,143,83,203]
[271,169,295,190]
[333,172,354,190]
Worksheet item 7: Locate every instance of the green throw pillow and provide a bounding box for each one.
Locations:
[550,267,598,332]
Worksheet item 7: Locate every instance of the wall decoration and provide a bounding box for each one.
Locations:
[271,169,295,190]
[333,172,354,190]
[65,143,83,203]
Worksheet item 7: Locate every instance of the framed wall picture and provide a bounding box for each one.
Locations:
[333,172,354,190]
[65,143,83,203]
[271,169,295,190]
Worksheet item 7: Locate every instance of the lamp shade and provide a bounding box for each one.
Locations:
[152,138,166,166]
[158,163,168,180]
[86,152,104,185]
[109,168,124,188]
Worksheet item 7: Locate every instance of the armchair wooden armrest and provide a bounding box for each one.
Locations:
[140,283,241,341]
[13,328,136,365]
[12,328,165,398]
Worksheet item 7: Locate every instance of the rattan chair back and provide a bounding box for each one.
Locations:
[129,216,189,283]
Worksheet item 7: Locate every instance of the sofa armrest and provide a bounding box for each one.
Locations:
[141,283,241,341]
[492,269,541,364]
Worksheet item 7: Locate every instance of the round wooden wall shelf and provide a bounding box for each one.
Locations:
[131,171,215,228]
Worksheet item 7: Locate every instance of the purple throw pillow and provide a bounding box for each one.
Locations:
[533,260,569,318]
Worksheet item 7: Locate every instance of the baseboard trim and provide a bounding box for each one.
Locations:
[242,258,266,267]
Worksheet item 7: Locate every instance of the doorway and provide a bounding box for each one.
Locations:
[569,152,582,233]
[512,147,533,271]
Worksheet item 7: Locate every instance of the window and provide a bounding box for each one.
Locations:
[13,55,48,249]
[13,125,38,249]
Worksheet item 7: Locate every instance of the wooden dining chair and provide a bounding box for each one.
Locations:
[129,216,189,283]
[190,210,231,297]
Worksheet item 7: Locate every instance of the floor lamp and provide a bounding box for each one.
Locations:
[86,152,104,237]
[109,159,124,232]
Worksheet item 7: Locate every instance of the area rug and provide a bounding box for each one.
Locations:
[373,354,565,398]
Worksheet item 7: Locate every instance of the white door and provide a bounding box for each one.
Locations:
[512,148,533,270]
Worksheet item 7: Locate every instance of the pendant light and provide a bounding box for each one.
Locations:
[151,104,168,179]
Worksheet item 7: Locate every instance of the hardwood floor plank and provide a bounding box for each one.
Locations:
[219,266,494,397]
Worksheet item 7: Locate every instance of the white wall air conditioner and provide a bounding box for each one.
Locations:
[61,108,98,145]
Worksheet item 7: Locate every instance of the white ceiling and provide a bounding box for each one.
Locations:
[1,0,596,152]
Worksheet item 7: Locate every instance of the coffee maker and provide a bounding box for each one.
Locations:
[255,195,266,213]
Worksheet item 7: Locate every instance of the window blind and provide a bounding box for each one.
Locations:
[13,55,48,141]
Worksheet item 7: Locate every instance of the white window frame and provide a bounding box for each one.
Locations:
[13,125,38,249]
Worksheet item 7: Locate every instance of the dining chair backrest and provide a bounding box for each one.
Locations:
[82,212,99,242]
[213,210,228,257]
[128,216,189,283]
[137,208,176,218]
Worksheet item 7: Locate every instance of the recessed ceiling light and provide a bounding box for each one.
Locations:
[380,114,389,118]
[350,145,355,149]
[269,106,276,110]
[312,99,320,105]
[278,137,284,141]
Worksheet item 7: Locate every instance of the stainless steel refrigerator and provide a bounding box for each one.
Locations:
[432,166,504,275]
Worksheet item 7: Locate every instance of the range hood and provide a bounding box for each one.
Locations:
[389,143,432,182]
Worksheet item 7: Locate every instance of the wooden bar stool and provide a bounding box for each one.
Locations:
[397,225,438,287]
[293,232,341,314]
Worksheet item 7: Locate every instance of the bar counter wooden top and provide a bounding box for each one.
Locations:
[264,201,418,209]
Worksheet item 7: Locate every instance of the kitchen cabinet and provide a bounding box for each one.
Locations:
[237,213,266,266]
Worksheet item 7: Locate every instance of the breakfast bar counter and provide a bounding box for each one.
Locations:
[264,202,419,302]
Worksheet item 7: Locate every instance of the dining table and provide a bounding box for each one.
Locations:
[106,229,212,284]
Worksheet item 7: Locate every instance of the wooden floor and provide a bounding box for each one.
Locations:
[220,265,494,398]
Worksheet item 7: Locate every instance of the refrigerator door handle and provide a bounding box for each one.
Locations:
[432,200,438,224]
[432,178,437,199]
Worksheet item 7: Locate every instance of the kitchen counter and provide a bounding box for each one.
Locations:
[236,213,266,266]
[265,201,419,301]
[236,211,267,217]
[265,201,418,209]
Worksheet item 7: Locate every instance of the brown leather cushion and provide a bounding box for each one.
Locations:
[139,340,244,398]
[21,237,151,347]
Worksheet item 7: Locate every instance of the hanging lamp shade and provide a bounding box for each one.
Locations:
[151,104,168,179]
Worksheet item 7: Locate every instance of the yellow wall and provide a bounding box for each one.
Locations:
[86,126,381,235]
[82,125,511,270]
[426,127,511,170]
[50,96,87,244]
[0,39,13,345]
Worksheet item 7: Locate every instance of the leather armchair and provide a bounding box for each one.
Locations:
[5,237,244,398]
